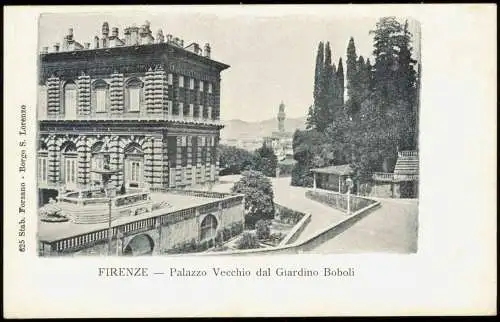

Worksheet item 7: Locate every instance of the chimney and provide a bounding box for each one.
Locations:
[102,22,109,37]
[67,28,74,40]
[41,47,48,54]
[124,28,131,45]
[166,34,173,42]
[94,36,100,49]
[180,39,184,47]
[204,43,211,58]
[131,27,139,45]
[156,29,164,43]
[112,27,118,38]
[53,43,60,52]
[84,42,90,49]
[174,37,180,46]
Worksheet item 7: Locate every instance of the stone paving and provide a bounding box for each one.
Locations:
[212,175,347,243]
[213,175,419,253]
[311,198,418,253]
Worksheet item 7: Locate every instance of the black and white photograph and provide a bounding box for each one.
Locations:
[36,12,420,257]
[3,5,496,318]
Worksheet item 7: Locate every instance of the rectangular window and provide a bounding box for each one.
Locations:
[95,89,107,112]
[167,100,172,115]
[189,78,195,90]
[210,165,215,181]
[64,87,78,118]
[168,73,173,85]
[199,105,203,119]
[179,102,184,117]
[207,106,212,120]
[38,157,48,183]
[189,104,194,117]
[129,87,140,112]
[179,75,184,88]
[208,83,213,94]
[199,81,204,92]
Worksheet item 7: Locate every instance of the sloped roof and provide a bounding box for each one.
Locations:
[310,164,354,176]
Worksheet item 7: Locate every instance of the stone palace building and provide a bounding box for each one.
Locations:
[37,21,229,205]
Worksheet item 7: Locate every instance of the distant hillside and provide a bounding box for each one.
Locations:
[221,116,307,141]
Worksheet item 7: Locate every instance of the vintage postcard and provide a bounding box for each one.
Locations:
[3,5,496,318]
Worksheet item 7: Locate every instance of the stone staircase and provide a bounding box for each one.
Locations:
[394,151,419,177]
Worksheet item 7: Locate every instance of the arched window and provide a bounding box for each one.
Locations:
[92,80,109,113]
[124,143,144,188]
[60,142,78,189]
[200,214,218,241]
[63,81,78,118]
[125,78,143,112]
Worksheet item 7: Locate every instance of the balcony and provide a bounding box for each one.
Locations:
[39,112,222,126]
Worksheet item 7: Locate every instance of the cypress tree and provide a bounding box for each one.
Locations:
[346,37,359,117]
[337,57,345,105]
[316,42,334,132]
[311,42,325,130]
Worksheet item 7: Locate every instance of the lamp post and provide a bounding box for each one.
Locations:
[346,176,353,215]
[107,196,113,255]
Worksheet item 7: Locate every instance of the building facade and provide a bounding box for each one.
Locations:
[37,21,229,205]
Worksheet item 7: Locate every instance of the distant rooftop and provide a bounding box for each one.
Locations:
[310,164,354,176]
[40,20,212,59]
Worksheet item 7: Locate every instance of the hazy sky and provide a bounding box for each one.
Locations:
[39,11,420,122]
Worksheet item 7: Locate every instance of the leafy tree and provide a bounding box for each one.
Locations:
[253,144,278,177]
[236,232,260,250]
[231,170,275,228]
[291,129,333,186]
[255,219,271,240]
[218,144,255,175]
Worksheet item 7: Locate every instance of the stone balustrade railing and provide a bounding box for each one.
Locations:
[372,172,395,182]
[149,187,232,199]
[40,191,244,255]
[398,150,418,158]
[372,172,419,182]
[305,189,376,213]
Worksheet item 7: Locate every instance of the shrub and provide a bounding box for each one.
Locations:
[269,232,286,244]
[231,171,275,228]
[276,205,305,225]
[222,227,232,241]
[236,232,260,250]
[230,222,244,236]
[255,219,270,240]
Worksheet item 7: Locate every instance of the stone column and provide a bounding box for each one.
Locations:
[109,72,124,114]
[46,76,60,116]
[151,136,164,188]
[143,137,154,187]
[77,136,90,187]
[77,73,91,115]
[47,135,60,184]
[187,135,193,187]
[313,172,317,190]
[109,136,121,187]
